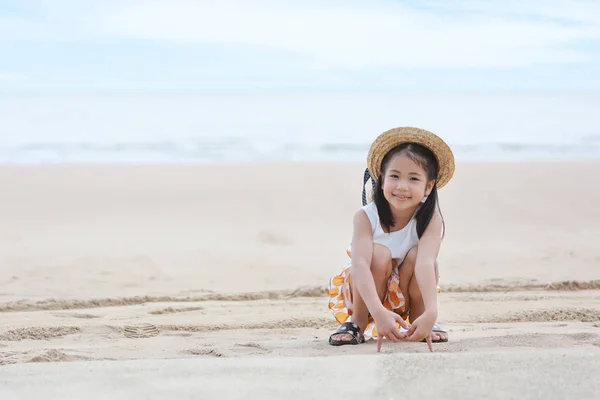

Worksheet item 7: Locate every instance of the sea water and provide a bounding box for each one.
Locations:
[1,92,599,164]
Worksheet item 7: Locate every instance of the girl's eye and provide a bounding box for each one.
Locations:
[411,177,420,181]
[390,174,399,178]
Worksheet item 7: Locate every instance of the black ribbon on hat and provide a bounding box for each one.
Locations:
[362,168,377,206]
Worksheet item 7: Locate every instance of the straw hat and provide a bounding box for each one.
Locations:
[367,127,455,188]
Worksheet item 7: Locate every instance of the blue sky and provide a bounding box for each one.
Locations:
[1,0,600,92]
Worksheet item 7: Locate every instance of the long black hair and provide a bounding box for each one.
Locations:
[372,143,445,238]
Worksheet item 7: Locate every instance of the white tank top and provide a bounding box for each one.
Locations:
[357,202,420,266]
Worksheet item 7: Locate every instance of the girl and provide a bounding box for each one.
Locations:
[327,127,455,352]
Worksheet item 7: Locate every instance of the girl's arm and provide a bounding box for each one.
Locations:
[405,211,443,349]
[414,211,443,316]
[349,210,384,315]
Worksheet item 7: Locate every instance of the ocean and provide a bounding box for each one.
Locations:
[1,92,599,164]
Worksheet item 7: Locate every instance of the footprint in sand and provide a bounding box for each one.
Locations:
[28,349,90,363]
[149,306,204,315]
[53,313,100,319]
[123,323,160,339]
[0,351,18,366]
[256,231,294,246]
[162,332,193,337]
[235,342,266,350]
[1,350,90,365]
[0,326,81,341]
[233,342,271,355]
[185,348,225,357]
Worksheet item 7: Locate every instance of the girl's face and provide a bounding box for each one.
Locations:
[381,153,435,212]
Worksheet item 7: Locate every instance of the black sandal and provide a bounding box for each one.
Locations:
[421,323,449,343]
[329,322,365,346]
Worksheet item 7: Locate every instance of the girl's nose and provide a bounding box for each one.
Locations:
[396,180,408,189]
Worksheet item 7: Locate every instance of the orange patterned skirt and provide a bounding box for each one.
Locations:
[327,249,440,340]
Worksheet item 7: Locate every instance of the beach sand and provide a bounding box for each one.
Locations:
[1,162,599,399]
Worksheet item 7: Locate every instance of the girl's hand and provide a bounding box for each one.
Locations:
[406,310,437,352]
[373,308,409,352]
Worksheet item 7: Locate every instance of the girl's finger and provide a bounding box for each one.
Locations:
[426,335,433,352]
[395,315,409,330]
[408,329,425,342]
[386,330,401,342]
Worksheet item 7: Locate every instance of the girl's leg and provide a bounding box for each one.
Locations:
[332,244,393,342]
[398,247,446,342]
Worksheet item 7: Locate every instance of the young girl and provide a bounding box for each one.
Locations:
[327,127,455,352]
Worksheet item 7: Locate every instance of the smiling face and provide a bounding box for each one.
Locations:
[381,152,435,212]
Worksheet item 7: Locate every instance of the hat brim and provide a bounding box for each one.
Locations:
[367,127,455,188]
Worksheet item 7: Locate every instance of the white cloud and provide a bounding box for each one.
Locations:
[79,0,600,69]
[421,0,600,24]
[2,0,600,70]
[0,73,24,80]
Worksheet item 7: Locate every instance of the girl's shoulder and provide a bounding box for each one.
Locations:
[360,202,379,226]
[352,202,379,234]
[361,201,377,213]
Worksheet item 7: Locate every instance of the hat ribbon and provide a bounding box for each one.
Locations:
[362,168,377,206]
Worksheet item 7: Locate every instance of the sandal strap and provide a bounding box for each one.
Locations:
[333,321,361,336]
[329,321,365,344]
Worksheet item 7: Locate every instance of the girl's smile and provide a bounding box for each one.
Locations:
[382,153,432,211]
[393,194,411,201]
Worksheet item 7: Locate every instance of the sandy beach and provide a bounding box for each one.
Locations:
[1,162,599,399]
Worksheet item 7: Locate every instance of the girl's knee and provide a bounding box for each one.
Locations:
[400,246,418,272]
[370,244,392,276]
[401,248,439,282]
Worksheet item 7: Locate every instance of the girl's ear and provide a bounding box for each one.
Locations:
[425,180,436,195]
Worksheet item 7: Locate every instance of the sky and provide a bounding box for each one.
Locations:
[1,0,600,93]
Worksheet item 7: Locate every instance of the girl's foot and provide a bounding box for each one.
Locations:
[330,333,353,342]
[424,324,448,343]
[328,322,365,346]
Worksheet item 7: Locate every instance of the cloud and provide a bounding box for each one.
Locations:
[420,0,600,24]
[80,0,600,69]
[0,73,25,80]
[1,0,600,72]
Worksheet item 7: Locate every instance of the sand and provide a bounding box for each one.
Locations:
[1,162,599,399]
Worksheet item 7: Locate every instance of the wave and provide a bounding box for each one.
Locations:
[1,139,600,163]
